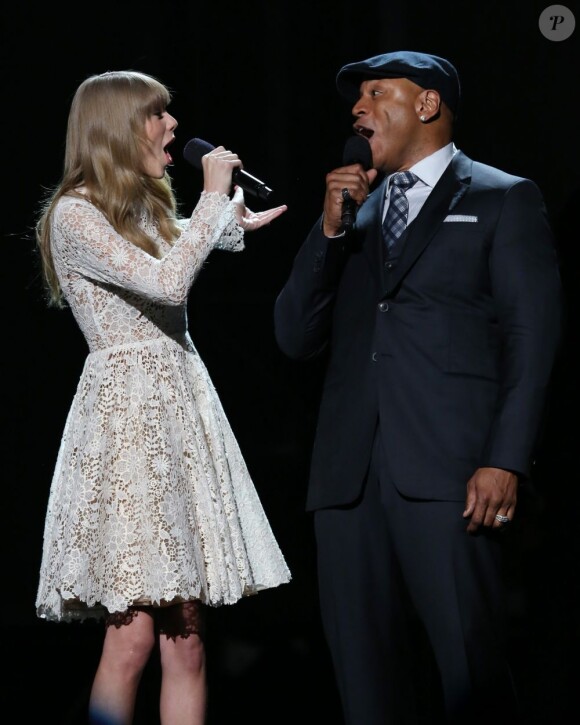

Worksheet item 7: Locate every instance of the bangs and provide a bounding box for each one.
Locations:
[127,73,172,116]
[83,71,172,117]
[142,89,171,115]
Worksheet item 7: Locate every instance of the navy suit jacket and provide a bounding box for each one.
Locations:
[274,151,563,511]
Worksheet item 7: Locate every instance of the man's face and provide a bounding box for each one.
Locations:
[351,77,425,174]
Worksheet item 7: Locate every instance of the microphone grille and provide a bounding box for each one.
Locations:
[183,137,215,169]
[342,135,372,170]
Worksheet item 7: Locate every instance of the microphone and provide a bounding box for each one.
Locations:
[341,135,373,231]
[183,137,273,200]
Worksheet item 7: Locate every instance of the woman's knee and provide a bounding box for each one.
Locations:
[157,602,207,674]
[103,608,156,671]
[159,630,206,676]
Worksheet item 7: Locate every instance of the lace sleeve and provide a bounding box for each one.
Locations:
[51,191,245,306]
[191,191,245,252]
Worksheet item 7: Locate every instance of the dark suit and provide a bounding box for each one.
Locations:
[274,150,563,724]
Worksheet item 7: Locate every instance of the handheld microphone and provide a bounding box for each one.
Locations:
[183,138,273,200]
[341,135,373,232]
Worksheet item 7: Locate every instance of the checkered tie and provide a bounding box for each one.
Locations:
[382,171,418,255]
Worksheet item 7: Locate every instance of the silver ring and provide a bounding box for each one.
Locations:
[495,514,510,524]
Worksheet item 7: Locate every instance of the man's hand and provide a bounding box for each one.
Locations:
[463,467,518,534]
[322,164,378,237]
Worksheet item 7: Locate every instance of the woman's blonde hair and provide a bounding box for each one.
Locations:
[36,70,182,307]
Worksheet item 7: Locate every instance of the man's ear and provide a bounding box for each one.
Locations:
[416,89,441,122]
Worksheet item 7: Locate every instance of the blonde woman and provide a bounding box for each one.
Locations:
[35,70,290,725]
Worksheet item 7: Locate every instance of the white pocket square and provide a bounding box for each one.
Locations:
[444,214,478,222]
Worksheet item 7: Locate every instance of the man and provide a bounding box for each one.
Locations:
[274,51,562,724]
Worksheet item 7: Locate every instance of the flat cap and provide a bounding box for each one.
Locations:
[336,50,460,114]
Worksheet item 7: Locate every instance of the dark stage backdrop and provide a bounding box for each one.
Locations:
[2,1,578,723]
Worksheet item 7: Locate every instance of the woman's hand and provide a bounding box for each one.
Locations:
[202,145,243,196]
[232,186,288,231]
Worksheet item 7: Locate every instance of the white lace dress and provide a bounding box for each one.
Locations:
[35,190,291,622]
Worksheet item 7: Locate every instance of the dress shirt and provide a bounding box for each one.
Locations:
[383,143,459,225]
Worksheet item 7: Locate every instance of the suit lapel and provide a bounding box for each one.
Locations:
[353,178,387,289]
[383,152,472,295]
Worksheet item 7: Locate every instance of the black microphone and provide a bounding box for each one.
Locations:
[183,137,273,200]
[341,135,373,231]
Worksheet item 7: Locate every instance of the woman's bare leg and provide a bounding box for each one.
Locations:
[89,608,155,725]
[158,601,207,725]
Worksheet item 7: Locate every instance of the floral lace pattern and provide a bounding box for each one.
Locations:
[36,191,291,621]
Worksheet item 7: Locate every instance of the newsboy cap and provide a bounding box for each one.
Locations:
[336,50,460,114]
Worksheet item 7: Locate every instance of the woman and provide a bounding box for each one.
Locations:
[35,70,290,725]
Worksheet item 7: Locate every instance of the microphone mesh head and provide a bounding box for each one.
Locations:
[183,138,215,169]
[342,135,372,169]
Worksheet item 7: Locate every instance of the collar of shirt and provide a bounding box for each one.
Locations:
[384,142,458,225]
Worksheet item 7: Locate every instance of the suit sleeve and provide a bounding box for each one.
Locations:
[483,179,563,475]
[274,217,351,360]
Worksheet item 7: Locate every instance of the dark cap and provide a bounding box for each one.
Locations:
[336,50,460,114]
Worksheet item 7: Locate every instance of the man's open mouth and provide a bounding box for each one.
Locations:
[355,125,373,139]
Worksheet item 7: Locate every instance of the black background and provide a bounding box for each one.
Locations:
[1,1,578,722]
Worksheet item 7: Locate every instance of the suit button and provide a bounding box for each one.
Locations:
[384,261,394,271]
[371,352,378,362]
[378,301,389,312]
